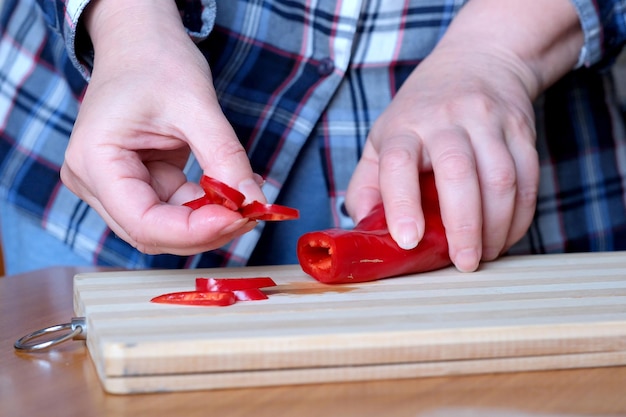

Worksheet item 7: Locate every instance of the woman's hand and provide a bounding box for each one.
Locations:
[61,0,264,255]
[346,0,583,272]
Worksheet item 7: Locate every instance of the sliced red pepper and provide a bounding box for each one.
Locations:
[151,277,276,306]
[195,277,276,292]
[182,175,246,210]
[199,175,246,210]
[232,288,269,301]
[182,176,299,222]
[150,291,237,306]
[182,195,213,210]
[296,171,451,284]
[239,201,300,221]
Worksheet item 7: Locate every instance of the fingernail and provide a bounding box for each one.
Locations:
[394,218,421,250]
[238,177,258,191]
[454,248,480,272]
[238,177,266,202]
[252,173,265,187]
[221,218,252,235]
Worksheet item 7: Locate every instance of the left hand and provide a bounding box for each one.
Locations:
[345,0,583,272]
[345,44,539,272]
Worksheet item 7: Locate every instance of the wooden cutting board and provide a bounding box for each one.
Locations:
[73,251,626,394]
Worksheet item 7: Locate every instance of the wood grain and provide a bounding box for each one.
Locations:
[73,252,626,394]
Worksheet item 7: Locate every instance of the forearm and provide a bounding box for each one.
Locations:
[435,0,584,99]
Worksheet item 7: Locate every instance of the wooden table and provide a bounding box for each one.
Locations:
[2,266,626,417]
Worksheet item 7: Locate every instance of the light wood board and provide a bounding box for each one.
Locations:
[73,251,626,394]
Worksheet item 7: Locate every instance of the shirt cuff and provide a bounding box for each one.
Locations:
[183,0,217,41]
[569,0,603,68]
[64,0,91,79]
[64,0,217,80]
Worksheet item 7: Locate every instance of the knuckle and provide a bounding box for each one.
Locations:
[440,90,496,120]
[435,149,475,182]
[214,140,247,159]
[516,183,538,210]
[507,108,536,138]
[483,167,517,195]
[446,219,482,250]
[449,220,481,237]
[462,94,494,116]
[210,141,249,171]
[379,145,416,172]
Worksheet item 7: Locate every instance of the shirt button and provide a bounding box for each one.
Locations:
[317,58,335,76]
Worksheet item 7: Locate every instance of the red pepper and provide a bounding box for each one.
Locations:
[150,277,277,306]
[239,201,300,221]
[203,175,246,210]
[150,291,237,306]
[195,277,276,292]
[183,175,300,221]
[232,288,269,301]
[182,195,213,210]
[296,171,451,284]
[183,176,245,210]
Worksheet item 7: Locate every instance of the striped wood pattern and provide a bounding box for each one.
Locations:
[73,252,626,394]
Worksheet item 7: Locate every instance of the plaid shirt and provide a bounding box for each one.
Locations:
[1,0,626,269]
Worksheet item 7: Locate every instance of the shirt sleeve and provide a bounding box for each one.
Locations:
[569,0,626,67]
[35,0,217,80]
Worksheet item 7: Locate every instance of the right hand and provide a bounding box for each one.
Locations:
[61,0,265,255]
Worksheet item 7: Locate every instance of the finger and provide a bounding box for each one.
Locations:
[85,179,257,255]
[181,100,266,204]
[64,156,257,254]
[345,141,382,223]
[376,133,425,250]
[429,127,482,272]
[143,158,190,203]
[136,204,258,255]
[504,124,539,251]
[468,124,517,261]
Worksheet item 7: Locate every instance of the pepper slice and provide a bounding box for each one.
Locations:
[195,277,276,292]
[182,195,213,210]
[296,171,451,284]
[151,277,276,306]
[199,175,246,210]
[239,201,300,221]
[150,291,237,306]
[182,176,299,221]
[183,175,246,210]
[232,288,269,301]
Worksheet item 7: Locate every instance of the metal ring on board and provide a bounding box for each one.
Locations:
[14,317,87,352]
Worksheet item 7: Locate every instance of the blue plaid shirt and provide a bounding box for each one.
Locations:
[1,0,626,269]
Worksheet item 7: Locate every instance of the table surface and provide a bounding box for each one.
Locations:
[2,266,626,417]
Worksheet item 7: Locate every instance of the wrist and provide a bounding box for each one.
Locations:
[439,0,583,98]
[84,0,188,61]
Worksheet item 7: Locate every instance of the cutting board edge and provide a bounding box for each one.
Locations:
[90,319,626,370]
[97,349,626,394]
